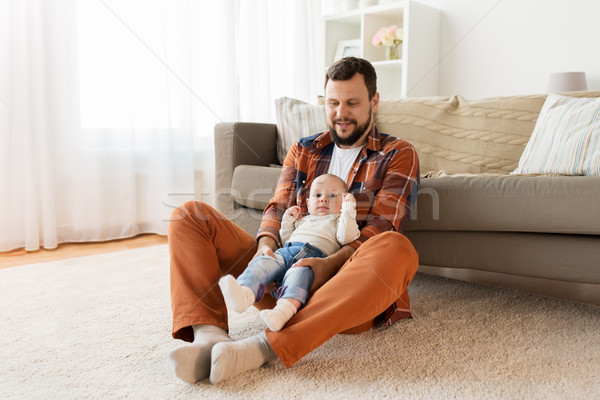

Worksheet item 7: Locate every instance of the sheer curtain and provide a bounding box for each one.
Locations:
[0,0,322,252]
[237,0,324,121]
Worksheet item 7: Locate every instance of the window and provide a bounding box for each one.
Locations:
[77,0,183,130]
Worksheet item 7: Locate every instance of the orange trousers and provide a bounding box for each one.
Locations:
[169,201,419,367]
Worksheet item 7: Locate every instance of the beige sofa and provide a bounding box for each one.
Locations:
[214,92,600,306]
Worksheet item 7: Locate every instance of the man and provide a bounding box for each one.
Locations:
[168,57,420,384]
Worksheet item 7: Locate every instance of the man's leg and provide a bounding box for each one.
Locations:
[267,231,419,367]
[168,201,258,382]
[169,201,258,339]
[210,231,418,382]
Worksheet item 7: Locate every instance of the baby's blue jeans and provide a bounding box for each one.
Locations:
[236,242,323,305]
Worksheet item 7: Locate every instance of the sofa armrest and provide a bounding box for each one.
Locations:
[214,122,279,218]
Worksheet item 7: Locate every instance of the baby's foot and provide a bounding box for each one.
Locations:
[259,298,297,331]
[218,275,255,313]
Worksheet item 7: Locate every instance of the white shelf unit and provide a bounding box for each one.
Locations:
[324,1,441,99]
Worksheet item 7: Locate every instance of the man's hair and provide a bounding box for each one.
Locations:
[325,57,377,100]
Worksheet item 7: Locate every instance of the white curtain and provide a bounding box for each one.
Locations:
[237,0,324,121]
[0,0,323,252]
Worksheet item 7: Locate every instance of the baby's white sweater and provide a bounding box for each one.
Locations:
[279,202,360,256]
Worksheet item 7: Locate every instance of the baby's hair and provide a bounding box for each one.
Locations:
[311,174,348,192]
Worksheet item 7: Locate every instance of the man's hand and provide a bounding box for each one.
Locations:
[254,236,277,260]
[292,245,355,294]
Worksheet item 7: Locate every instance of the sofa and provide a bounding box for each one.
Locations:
[214,92,600,306]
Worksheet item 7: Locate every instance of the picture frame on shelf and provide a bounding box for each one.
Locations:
[334,39,361,61]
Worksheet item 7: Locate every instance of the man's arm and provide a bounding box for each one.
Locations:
[256,143,300,247]
[254,235,278,259]
[349,141,420,249]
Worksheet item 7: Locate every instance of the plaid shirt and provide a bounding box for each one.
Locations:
[257,125,420,325]
[258,125,419,247]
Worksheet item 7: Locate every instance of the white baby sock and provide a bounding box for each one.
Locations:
[168,324,232,383]
[259,298,298,332]
[210,332,276,384]
[218,275,256,313]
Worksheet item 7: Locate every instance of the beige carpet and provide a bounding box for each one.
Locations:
[1,244,599,400]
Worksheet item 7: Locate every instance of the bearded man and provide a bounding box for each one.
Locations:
[167,57,420,384]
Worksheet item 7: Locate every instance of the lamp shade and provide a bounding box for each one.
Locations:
[547,72,588,93]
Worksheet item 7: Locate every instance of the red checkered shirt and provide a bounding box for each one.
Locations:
[257,125,420,325]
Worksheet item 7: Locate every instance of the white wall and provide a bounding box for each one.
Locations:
[431,0,600,98]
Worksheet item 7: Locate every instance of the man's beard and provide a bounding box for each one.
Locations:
[328,108,373,147]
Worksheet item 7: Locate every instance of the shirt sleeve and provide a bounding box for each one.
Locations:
[336,201,361,245]
[279,213,297,244]
[257,143,299,247]
[349,142,420,250]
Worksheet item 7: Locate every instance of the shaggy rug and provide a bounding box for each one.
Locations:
[1,244,599,399]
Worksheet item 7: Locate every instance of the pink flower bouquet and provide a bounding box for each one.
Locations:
[371,25,403,47]
[372,25,403,60]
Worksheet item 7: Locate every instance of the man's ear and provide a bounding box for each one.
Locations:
[371,92,380,114]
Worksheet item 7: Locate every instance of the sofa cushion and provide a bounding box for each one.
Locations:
[231,165,282,210]
[375,91,600,176]
[513,94,600,176]
[406,175,600,235]
[232,168,600,236]
[272,92,600,176]
[274,97,328,164]
[374,95,544,176]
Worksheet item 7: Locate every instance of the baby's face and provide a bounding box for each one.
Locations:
[306,177,346,216]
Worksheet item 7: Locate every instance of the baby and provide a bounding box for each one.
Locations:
[219,173,360,331]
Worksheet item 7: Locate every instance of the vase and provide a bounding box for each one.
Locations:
[385,43,400,60]
[342,0,359,11]
[359,0,378,7]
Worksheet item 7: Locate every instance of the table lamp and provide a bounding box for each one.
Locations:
[547,72,588,93]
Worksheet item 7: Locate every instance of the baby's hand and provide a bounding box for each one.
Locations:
[284,206,302,219]
[343,193,356,204]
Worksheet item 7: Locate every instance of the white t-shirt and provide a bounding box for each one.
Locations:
[328,144,364,183]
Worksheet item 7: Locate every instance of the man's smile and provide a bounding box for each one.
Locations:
[334,119,356,131]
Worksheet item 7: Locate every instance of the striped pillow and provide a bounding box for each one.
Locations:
[275,97,328,164]
[512,94,600,175]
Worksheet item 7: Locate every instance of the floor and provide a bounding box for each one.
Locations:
[0,234,168,270]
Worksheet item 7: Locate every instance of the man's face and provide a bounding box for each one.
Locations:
[325,73,379,149]
[306,177,346,216]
